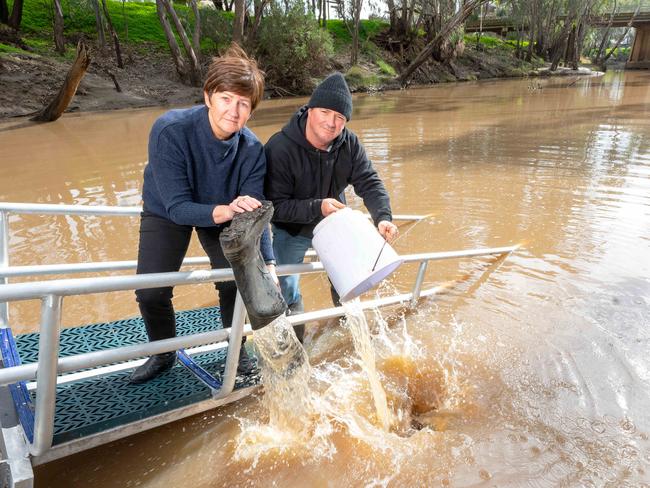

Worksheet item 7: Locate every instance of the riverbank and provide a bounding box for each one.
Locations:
[0,42,540,120]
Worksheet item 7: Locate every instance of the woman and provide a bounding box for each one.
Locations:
[130,44,276,384]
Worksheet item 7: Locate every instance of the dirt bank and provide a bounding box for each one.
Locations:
[0,47,203,119]
[0,39,595,121]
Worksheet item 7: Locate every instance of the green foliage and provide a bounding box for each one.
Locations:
[0,42,30,54]
[12,0,226,51]
[325,18,387,48]
[200,8,232,52]
[376,59,396,76]
[256,2,333,94]
[464,33,517,50]
[345,65,380,87]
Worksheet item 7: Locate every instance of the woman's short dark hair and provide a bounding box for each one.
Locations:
[203,43,265,111]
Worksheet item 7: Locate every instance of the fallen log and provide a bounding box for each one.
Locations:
[32,40,91,122]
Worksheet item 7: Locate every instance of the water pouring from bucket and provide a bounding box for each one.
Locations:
[312,208,404,302]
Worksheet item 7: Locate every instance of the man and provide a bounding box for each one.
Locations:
[130,45,277,384]
[264,72,398,340]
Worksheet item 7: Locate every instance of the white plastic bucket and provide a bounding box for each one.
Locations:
[312,208,403,302]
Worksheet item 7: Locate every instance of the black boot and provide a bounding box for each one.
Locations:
[220,202,287,330]
[236,345,258,375]
[129,352,176,384]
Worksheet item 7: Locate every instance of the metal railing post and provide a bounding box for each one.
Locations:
[0,210,9,327]
[30,294,63,457]
[214,292,246,399]
[410,261,429,308]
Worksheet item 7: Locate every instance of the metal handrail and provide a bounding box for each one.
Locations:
[0,201,518,458]
[0,202,425,281]
[0,247,517,303]
[0,246,517,457]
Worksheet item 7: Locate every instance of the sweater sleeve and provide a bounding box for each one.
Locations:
[348,136,392,226]
[237,144,275,263]
[264,138,322,224]
[149,127,215,227]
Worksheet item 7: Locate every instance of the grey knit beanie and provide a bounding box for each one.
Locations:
[307,72,353,121]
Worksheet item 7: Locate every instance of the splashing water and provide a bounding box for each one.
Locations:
[234,303,426,469]
[250,315,313,430]
[342,299,393,431]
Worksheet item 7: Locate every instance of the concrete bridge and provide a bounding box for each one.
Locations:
[465,10,650,69]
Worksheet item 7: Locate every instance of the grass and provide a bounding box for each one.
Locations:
[0,42,31,54]
[345,64,381,87]
[325,19,388,48]
[9,0,227,52]
[376,58,396,76]
[464,33,517,50]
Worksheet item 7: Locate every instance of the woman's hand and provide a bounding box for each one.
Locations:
[212,196,262,224]
[229,195,261,213]
[212,205,234,224]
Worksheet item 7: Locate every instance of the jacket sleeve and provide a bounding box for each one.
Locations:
[348,135,392,226]
[237,144,275,263]
[264,137,322,224]
[149,127,215,227]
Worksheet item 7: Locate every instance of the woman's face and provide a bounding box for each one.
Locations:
[204,90,252,140]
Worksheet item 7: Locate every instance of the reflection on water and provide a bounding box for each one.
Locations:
[1,71,649,486]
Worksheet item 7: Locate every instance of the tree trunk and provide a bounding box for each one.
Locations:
[350,0,361,65]
[160,0,201,85]
[156,0,190,82]
[91,0,105,48]
[189,0,201,59]
[600,6,639,64]
[251,0,269,40]
[1,0,9,25]
[7,0,23,29]
[399,0,488,86]
[233,0,245,44]
[386,0,396,34]
[32,41,91,122]
[53,0,65,54]
[101,0,123,68]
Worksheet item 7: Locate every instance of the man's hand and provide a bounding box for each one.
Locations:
[266,264,280,287]
[321,198,346,217]
[378,220,398,243]
[229,195,261,213]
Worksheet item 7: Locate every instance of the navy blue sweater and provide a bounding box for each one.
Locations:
[142,105,274,262]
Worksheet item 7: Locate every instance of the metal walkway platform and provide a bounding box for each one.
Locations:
[2,307,259,447]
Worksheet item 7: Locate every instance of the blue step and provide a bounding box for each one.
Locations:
[1,307,259,446]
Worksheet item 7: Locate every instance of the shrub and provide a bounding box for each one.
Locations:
[256,1,333,94]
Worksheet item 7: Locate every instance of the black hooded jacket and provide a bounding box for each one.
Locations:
[264,106,392,238]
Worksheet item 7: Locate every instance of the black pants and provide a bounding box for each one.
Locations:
[135,212,236,342]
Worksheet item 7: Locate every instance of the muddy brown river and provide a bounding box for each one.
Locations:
[1,71,649,487]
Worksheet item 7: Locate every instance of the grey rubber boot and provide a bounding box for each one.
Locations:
[219,201,287,330]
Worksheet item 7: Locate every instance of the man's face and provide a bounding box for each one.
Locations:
[305,107,346,149]
[204,90,252,140]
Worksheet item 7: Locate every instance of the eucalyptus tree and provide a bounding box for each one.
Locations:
[156,0,202,86]
[334,0,364,64]
[399,0,490,85]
